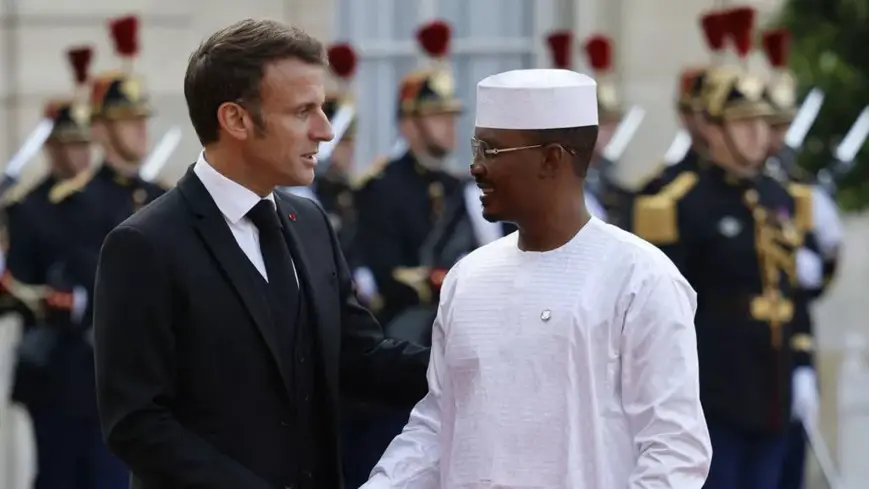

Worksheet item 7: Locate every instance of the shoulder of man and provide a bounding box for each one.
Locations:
[631,169,700,245]
[2,177,54,209]
[47,169,96,204]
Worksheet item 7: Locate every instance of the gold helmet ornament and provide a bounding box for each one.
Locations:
[46,46,94,144]
[91,15,151,121]
[701,7,775,123]
[677,10,728,113]
[396,20,463,118]
[761,29,797,127]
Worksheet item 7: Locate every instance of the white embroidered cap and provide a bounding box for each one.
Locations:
[475,69,598,130]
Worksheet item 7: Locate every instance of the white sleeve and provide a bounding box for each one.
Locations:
[361,294,449,488]
[621,270,713,489]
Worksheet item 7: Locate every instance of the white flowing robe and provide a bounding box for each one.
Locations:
[362,217,712,489]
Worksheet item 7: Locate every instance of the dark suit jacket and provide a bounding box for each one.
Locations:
[93,167,430,489]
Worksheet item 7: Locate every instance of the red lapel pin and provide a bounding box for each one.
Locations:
[288,213,297,221]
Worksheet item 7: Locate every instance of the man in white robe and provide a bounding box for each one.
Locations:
[361,69,712,489]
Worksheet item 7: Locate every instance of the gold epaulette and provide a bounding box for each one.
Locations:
[632,171,699,244]
[787,183,813,232]
[48,169,94,204]
[1,181,36,207]
[352,156,389,191]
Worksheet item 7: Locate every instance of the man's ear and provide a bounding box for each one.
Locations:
[216,101,251,142]
[538,144,567,179]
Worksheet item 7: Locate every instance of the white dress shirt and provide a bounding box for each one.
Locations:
[193,151,278,282]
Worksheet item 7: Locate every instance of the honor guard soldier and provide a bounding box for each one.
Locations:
[545,30,608,220]
[632,9,812,489]
[345,18,462,488]
[582,34,631,223]
[762,28,841,489]
[317,42,359,263]
[353,19,462,328]
[4,45,130,489]
[85,15,165,232]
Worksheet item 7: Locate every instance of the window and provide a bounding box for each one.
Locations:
[336,0,556,173]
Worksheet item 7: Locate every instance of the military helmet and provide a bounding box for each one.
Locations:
[699,7,775,123]
[396,20,462,118]
[45,99,91,144]
[47,46,94,143]
[701,68,776,122]
[91,15,151,121]
[761,29,797,127]
[676,10,728,114]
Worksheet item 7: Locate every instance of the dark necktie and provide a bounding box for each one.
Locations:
[246,200,299,299]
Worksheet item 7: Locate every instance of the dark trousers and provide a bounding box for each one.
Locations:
[341,406,409,489]
[30,408,129,489]
[704,422,789,489]
[778,422,807,489]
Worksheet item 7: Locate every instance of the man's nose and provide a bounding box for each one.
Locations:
[313,118,334,142]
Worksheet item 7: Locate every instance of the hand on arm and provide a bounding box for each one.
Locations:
[320,200,429,405]
[621,269,712,489]
[94,225,272,489]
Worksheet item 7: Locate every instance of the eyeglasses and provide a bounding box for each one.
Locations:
[470,138,577,163]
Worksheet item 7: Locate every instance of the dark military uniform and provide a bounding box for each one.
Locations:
[5,91,131,489]
[354,151,461,330]
[634,68,808,489]
[344,28,463,487]
[86,55,166,230]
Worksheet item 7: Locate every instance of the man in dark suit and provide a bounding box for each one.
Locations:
[93,19,430,489]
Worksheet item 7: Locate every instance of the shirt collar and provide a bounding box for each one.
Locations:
[193,151,275,224]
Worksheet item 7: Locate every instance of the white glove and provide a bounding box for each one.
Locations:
[352,267,379,304]
[796,248,824,289]
[791,366,819,428]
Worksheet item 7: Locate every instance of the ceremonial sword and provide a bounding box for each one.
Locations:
[817,105,869,195]
[663,129,692,166]
[138,126,183,183]
[586,105,645,195]
[0,119,55,201]
[803,420,843,489]
[771,88,825,180]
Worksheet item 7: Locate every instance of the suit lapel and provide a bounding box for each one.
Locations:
[177,167,291,388]
[275,196,339,383]
[275,196,319,318]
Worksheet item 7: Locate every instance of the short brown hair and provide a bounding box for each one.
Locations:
[184,19,327,145]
